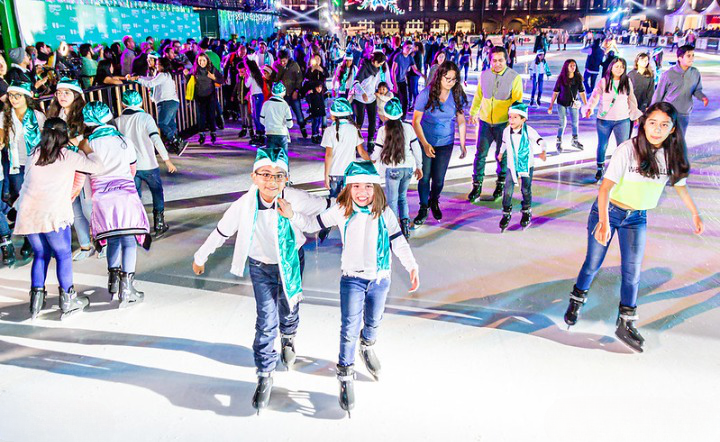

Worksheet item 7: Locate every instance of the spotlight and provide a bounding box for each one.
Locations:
[275,0,283,8]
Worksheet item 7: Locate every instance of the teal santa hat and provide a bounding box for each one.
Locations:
[271,82,286,97]
[508,101,528,119]
[121,89,144,109]
[254,146,289,173]
[147,51,160,60]
[56,77,84,94]
[384,97,403,121]
[344,160,381,184]
[7,80,34,98]
[82,101,114,126]
[331,97,353,117]
[344,52,354,60]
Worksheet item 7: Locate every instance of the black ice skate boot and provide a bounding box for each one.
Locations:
[20,237,33,259]
[29,287,47,321]
[413,205,428,227]
[360,340,381,381]
[564,285,588,327]
[499,211,512,232]
[595,164,604,182]
[108,267,121,300]
[1,235,15,266]
[572,136,584,150]
[238,127,248,138]
[210,132,217,144]
[118,272,145,308]
[198,133,206,145]
[615,305,645,353]
[400,218,410,240]
[468,181,482,202]
[300,125,308,139]
[174,136,189,156]
[336,364,355,417]
[153,210,169,238]
[59,286,90,321]
[252,371,273,415]
[492,181,505,200]
[520,209,532,229]
[281,335,296,369]
[429,199,442,221]
[556,137,563,153]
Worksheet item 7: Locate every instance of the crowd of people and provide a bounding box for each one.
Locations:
[0,26,709,415]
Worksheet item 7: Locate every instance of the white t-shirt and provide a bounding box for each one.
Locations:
[499,124,546,181]
[249,196,279,264]
[322,121,362,176]
[372,121,422,170]
[244,75,264,96]
[115,110,169,171]
[0,109,46,172]
[88,129,138,179]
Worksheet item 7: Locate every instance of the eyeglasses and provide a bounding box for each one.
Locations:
[256,172,287,182]
[7,93,24,100]
[442,75,457,83]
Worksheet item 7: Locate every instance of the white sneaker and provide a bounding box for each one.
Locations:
[72,247,95,261]
[97,246,107,259]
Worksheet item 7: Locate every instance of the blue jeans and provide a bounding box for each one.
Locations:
[408,75,420,106]
[502,167,533,212]
[7,166,25,201]
[338,275,391,367]
[107,236,138,273]
[27,226,73,291]
[0,195,11,236]
[419,144,453,206]
[285,96,305,127]
[248,249,305,373]
[557,105,579,138]
[72,192,93,248]
[252,93,265,134]
[266,134,289,150]
[576,200,647,308]
[584,71,599,94]
[596,118,631,166]
[311,116,323,136]
[460,62,470,82]
[134,168,165,212]
[328,175,345,198]
[531,74,544,103]
[677,113,690,137]
[157,100,179,140]
[473,121,507,184]
[385,167,413,220]
[1,151,9,198]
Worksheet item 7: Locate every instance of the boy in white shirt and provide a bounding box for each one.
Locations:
[259,83,293,150]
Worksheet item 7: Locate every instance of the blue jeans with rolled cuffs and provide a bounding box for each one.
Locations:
[596,118,631,167]
[338,275,391,367]
[575,200,647,308]
[248,248,305,373]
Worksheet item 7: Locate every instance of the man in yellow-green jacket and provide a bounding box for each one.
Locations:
[468,46,524,201]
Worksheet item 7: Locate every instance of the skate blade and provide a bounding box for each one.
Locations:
[118,299,143,309]
[60,308,85,321]
[615,333,644,353]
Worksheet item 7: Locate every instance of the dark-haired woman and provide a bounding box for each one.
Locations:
[627,52,654,114]
[564,102,704,352]
[371,97,423,239]
[584,57,642,181]
[245,58,266,146]
[13,118,103,319]
[93,60,125,87]
[411,61,467,226]
[332,54,356,99]
[548,59,587,152]
[190,52,224,145]
[351,52,387,153]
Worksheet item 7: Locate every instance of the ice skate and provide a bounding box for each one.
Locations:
[29,287,47,321]
[564,285,588,328]
[520,209,532,230]
[360,341,381,381]
[615,305,645,353]
[556,137,563,153]
[400,218,410,240]
[492,181,505,200]
[499,212,511,232]
[153,210,169,238]
[572,136,583,150]
[1,235,15,267]
[108,267,121,299]
[252,372,273,414]
[198,133,206,145]
[595,166,604,182]
[59,286,90,321]
[429,199,442,221]
[468,182,482,202]
[20,237,33,259]
[118,272,144,308]
[281,335,296,369]
[413,205,428,227]
[210,132,217,144]
[336,364,355,417]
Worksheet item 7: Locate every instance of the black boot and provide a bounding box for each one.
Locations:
[468,181,482,202]
[252,371,273,414]
[108,267,121,299]
[520,209,532,229]
[400,218,410,240]
[29,287,47,320]
[572,136,584,150]
[174,135,189,156]
[499,211,511,232]
[198,133,206,145]
[615,305,645,352]
[118,272,145,308]
[20,237,33,259]
[59,286,90,320]
[413,205,428,226]
[360,340,381,381]
[238,128,248,138]
[556,137,563,153]
[595,165,604,182]
[429,199,442,221]
[210,132,217,144]
[281,335,296,369]
[153,210,169,238]
[336,364,355,417]
[564,285,588,327]
[492,181,505,200]
[300,125,308,139]
[1,235,15,266]
[257,134,266,146]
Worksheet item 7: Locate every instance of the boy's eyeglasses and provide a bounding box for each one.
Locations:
[256,172,287,182]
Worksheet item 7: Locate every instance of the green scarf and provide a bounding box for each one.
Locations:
[511,125,531,177]
[88,125,123,141]
[345,203,390,273]
[21,109,41,156]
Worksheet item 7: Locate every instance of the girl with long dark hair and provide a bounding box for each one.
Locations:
[411,61,467,226]
[564,102,703,352]
[189,52,225,145]
[528,50,551,107]
[13,117,103,319]
[245,58,266,146]
[547,59,587,152]
[627,52,655,113]
[332,54,356,99]
[584,57,642,181]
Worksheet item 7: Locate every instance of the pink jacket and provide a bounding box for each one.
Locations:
[585,77,643,121]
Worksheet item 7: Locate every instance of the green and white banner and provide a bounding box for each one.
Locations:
[218,10,277,41]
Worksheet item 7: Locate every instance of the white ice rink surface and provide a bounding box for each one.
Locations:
[1,45,719,441]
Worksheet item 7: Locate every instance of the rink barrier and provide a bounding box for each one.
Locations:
[37,74,223,137]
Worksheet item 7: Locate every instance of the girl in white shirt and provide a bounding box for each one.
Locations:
[280,160,420,416]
